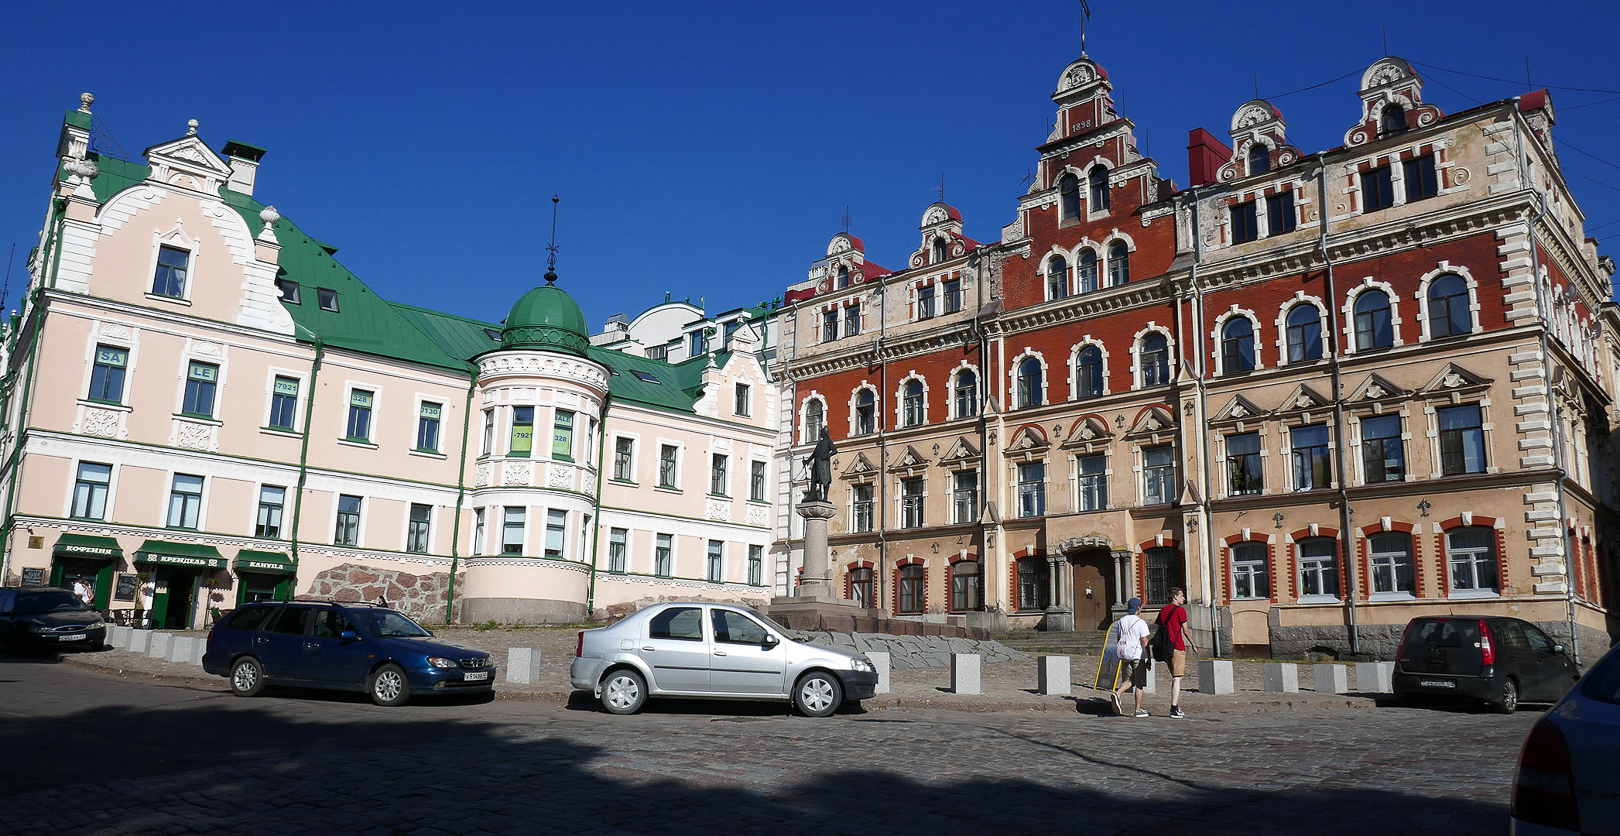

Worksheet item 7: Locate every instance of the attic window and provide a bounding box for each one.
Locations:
[483,329,501,341]
[317,288,339,312]
[275,278,301,304]
[632,371,661,384]
[604,365,620,376]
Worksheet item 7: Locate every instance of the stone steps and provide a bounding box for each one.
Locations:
[993,630,1108,657]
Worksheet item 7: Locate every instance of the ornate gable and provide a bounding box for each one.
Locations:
[909,202,971,268]
[1210,394,1266,424]
[1347,373,1409,404]
[1217,99,1302,182]
[1003,424,1050,463]
[938,437,981,469]
[840,452,878,484]
[143,126,233,194]
[1125,404,1175,438]
[1419,363,1492,398]
[1061,415,1112,451]
[1344,57,1445,148]
[1274,383,1333,418]
[887,445,930,477]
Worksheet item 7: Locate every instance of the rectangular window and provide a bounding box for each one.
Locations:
[168,474,204,529]
[613,437,634,481]
[1361,166,1395,211]
[917,284,936,319]
[655,534,673,577]
[844,304,860,337]
[659,444,678,488]
[88,345,128,403]
[317,287,339,312]
[71,462,112,520]
[1404,155,1439,202]
[551,410,574,460]
[1298,539,1340,599]
[1370,533,1416,595]
[509,406,534,456]
[1438,404,1485,476]
[545,509,566,558]
[710,454,728,496]
[1291,425,1332,490]
[942,278,962,314]
[951,561,981,612]
[1360,415,1405,483]
[268,376,299,430]
[608,528,627,573]
[1447,528,1499,592]
[415,402,442,452]
[502,507,525,555]
[1076,454,1107,511]
[723,320,739,347]
[734,383,751,417]
[1017,462,1045,518]
[1231,543,1270,600]
[481,410,494,456]
[898,566,925,614]
[707,540,723,582]
[850,567,874,608]
[645,345,667,361]
[1145,547,1180,606]
[1266,191,1296,234]
[334,495,361,546]
[1230,201,1259,244]
[1018,559,1049,611]
[256,485,285,538]
[473,508,486,555]
[750,460,766,502]
[688,330,707,356]
[953,470,978,524]
[901,478,924,528]
[1143,445,1176,505]
[182,361,219,418]
[1227,432,1263,495]
[748,545,763,586]
[152,245,188,298]
[345,389,373,442]
[822,309,838,343]
[853,484,874,532]
[406,503,431,553]
[275,278,301,304]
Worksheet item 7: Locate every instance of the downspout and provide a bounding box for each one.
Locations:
[584,392,611,617]
[973,252,993,614]
[1316,162,1361,656]
[288,339,325,577]
[445,369,476,623]
[1187,189,1223,657]
[875,279,889,611]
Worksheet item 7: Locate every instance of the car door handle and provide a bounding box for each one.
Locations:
[713,651,727,657]
[305,642,320,649]
[642,646,655,651]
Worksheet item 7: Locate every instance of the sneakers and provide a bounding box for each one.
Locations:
[1133,710,1150,718]
[1109,691,1123,715]
[1170,707,1186,719]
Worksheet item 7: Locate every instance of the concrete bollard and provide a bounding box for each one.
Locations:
[1355,661,1395,693]
[167,636,194,663]
[1313,664,1349,694]
[950,653,981,695]
[1141,664,1160,695]
[190,639,206,666]
[1262,662,1299,693]
[108,625,131,649]
[127,629,152,654]
[1195,659,1235,695]
[505,647,542,684]
[867,651,891,694]
[1037,655,1071,696]
[147,631,173,661]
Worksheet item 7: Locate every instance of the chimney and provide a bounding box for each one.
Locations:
[1186,128,1232,188]
[222,140,266,196]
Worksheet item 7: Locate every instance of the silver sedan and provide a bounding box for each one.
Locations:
[1512,640,1620,835]
[569,602,878,717]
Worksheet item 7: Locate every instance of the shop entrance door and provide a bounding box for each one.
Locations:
[49,558,114,610]
[1070,552,1112,631]
[152,567,201,630]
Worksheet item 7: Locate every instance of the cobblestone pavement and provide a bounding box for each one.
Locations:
[0,655,1532,835]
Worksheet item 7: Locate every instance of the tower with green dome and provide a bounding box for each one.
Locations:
[499,269,590,356]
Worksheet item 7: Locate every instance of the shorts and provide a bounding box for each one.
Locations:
[1118,658,1148,689]
[1171,648,1187,677]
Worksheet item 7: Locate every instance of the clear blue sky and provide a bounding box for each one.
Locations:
[2,2,1617,328]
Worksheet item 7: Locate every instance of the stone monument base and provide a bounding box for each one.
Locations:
[764,599,986,640]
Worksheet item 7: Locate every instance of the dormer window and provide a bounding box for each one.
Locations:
[275,278,301,304]
[1088,167,1110,212]
[317,287,339,312]
[1059,174,1081,221]
[932,238,947,264]
[837,265,850,289]
[1247,143,1271,175]
[1380,106,1408,137]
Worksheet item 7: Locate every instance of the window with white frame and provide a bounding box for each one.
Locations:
[902,379,924,427]
[843,303,860,337]
[1221,317,1255,373]
[804,399,824,443]
[850,566,873,606]
[334,494,361,546]
[1291,425,1331,490]
[613,437,634,481]
[852,484,874,532]
[821,309,838,343]
[1139,333,1170,386]
[472,508,486,555]
[706,540,723,582]
[710,454,728,496]
[1353,289,1394,350]
[1360,415,1405,483]
[416,402,442,452]
[608,528,627,573]
[1231,542,1269,599]
[1231,201,1259,244]
[183,361,219,418]
[1075,345,1104,398]
[750,461,766,502]
[502,507,525,555]
[1047,255,1069,300]
[406,503,431,554]
[1361,165,1394,211]
[1076,453,1106,511]
[269,376,299,431]
[855,389,876,434]
[900,478,924,528]
[1427,274,1472,339]
[480,410,494,456]
[1438,404,1485,475]
[1143,445,1175,505]
[1107,242,1129,286]
[1016,357,1043,408]
[72,463,112,520]
[1017,462,1045,518]
[1285,304,1324,363]
[169,474,204,529]
[1266,191,1296,234]
[256,486,285,538]
[953,370,978,418]
[88,346,128,403]
[918,283,937,318]
[1077,249,1098,293]
[544,509,566,558]
[344,389,373,442]
[953,470,978,523]
[1369,532,1416,596]
[1297,537,1339,599]
[748,545,763,586]
[951,560,981,611]
[1247,143,1271,175]
[152,245,189,298]
[655,533,673,577]
[943,277,962,314]
[734,383,751,417]
[1227,432,1263,495]
[1447,526,1499,593]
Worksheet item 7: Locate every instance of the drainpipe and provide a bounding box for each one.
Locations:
[875,279,890,612]
[288,339,325,577]
[1186,189,1223,658]
[1315,162,1361,656]
[584,392,612,617]
[972,252,994,616]
[444,369,476,623]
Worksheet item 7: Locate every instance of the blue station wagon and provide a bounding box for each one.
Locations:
[203,600,495,706]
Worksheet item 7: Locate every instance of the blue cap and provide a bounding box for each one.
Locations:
[1126,597,1142,614]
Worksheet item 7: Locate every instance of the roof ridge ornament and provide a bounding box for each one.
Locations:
[78,92,94,114]
[186,119,199,136]
[545,194,560,285]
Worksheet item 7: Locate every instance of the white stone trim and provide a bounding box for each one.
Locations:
[1211,305,1263,376]
[1342,277,1404,354]
[1066,336,1111,399]
[1415,261,1483,342]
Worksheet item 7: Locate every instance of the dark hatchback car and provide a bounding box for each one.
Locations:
[202,600,496,706]
[1393,615,1579,713]
[0,587,107,653]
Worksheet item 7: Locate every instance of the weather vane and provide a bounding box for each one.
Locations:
[545,195,560,283]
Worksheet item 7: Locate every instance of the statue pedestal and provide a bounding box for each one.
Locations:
[1043,606,1075,632]
[792,500,839,602]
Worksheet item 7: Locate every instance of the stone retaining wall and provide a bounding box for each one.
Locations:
[795,631,1028,670]
[307,564,461,623]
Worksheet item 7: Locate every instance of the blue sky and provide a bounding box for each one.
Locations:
[2,2,1617,328]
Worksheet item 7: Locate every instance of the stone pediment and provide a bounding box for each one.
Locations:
[1348,373,1408,403]
[840,452,877,482]
[1211,394,1266,424]
[1124,404,1175,438]
[1003,425,1050,461]
[144,131,233,194]
[887,445,930,475]
[1419,363,1491,395]
[938,437,980,468]
[1061,415,1112,448]
[1274,383,1332,415]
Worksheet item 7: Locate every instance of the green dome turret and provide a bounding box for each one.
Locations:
[501,270,589,357]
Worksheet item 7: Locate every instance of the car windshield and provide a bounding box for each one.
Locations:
[348,609,431,638]
[16,592,90,615]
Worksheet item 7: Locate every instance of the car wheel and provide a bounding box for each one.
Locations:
[1491,678,1519,714]
[794,671,842,718]
[230,657,266,698]
[601,669,647,715]
[368,664,410,707]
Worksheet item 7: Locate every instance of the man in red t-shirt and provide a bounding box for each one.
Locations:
[1156,587,1198,718]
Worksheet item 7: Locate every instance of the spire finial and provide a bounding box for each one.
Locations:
[544,195,560,284]
[78,93,94,114]
[1079,0,1091,57]
[840,205,852,234]
[186,119,199,136]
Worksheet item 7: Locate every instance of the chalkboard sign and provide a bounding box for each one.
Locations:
[20,567,44,586]
[114,573,139,602]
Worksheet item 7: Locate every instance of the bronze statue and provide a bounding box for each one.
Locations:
[803,427,837,502]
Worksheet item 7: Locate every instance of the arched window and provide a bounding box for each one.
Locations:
[1077,249,1099,293]
[1369,532,1415,596]
[1047,255,1069,300]
[1107,242,1130,286]
[804,400,823,444]
[1381,106,1408,137]
[1446,526,1499,592]
[953,370,978,418]
[837,265,850,289]
[902,379,924,427]
[1076,346,1104,398]
[1428,274,1471,339]
[1059,174,1081,221]
[1140,333,1170,386]
[848,566,874,608]
[1017,357,1043,408]
[854,389,876,435]
[950,560,981,611]
[1353,289,1393,350]
[1221,318,1255,373]
[932,237,947,263]
[1089,167,1110,211]
[898,564,925,614]
[1286,304,1323,363]
[1248,143,1271,175]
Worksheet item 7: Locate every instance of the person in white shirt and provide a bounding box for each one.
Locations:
[73,578,93,606]
[1111,597,1152,718]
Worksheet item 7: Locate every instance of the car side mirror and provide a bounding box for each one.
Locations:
[340,630,359,642]
[763,634,779,648]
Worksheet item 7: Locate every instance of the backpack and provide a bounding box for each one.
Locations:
[1150,605,1179,662]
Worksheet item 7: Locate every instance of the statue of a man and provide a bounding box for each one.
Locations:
[804,427,837,502]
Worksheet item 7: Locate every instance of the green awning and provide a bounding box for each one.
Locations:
[234,549,296,574]
[52,534,123,560]
[133,540,227,569]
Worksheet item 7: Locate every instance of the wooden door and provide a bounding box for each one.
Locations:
[1071,557,1109,630]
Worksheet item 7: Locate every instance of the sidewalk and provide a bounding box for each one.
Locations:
[62,626,1389,715]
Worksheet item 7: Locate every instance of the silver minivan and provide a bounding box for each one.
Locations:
[569,601,878,716]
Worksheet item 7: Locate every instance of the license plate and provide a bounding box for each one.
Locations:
[56,634,88,641]
[1418,679,1455,689]
[463,671,489,682]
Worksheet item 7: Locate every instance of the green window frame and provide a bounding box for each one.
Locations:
[415,402,442,452]
[88,345,128,404]
[182,361,218,418]
[509,407,534,456]
[552,410,574,460]
[268,376,299,431]
[345,390,373,442]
